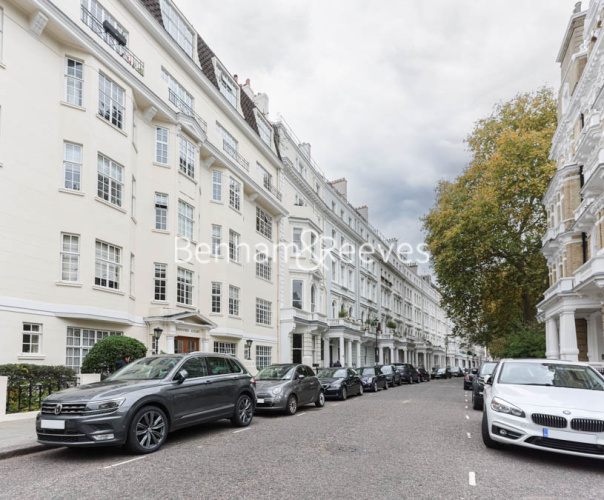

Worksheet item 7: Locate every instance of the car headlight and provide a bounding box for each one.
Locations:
[490,397,525,418]
[271,386,283,395]
[85,399,124,414]
[331,381,342,388]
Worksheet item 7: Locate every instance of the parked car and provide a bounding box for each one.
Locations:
[36,353,256,454]
[393,363,420,384]
[464,368,478,390]
[433,367,451,379]
[417,367,430,382]
[450,366,464,377]
[317,367,363,400]
[482,359,604,459]
[431,366,440,379]
[255,364,325,415]
[357,366,388,392]
[379,364,402,387]
[472,361,497,410]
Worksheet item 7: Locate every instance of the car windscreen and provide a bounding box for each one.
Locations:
[498,362,604,390]
[106,356,180,381]
[479,363,497,376]
[437,369,445,373]
[256,365,297,380]
[317,369,347,378]
[359,367,376,376]
[381,366,392,373]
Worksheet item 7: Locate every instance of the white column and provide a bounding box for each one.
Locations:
[167,335,175,354]
[402,348,407,363]
[347,339,353,368]
[559,310,579,361]
[389,347,394,365]
[545,317,560,359]
[356,341,362,368]
[587,313,599,362]
[339,336,345,365]
[323,337,330,367]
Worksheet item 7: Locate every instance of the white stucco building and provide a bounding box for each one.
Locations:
[0,0,484,373]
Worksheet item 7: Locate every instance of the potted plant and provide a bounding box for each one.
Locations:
[338,310,347,319]
[386,320,397,333]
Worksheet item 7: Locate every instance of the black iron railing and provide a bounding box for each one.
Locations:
[6,377,78,414]
[168,89,208,132]
[81,7,145,76]
[223,140,250,171]
[263,181,282,201]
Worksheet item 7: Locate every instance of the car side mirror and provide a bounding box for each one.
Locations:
[484,375,492,385]
[297,374,305,381]
[174,369,188,384]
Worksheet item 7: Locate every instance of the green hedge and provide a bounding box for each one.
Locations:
[81,336,147,375]
[0,363,76,385]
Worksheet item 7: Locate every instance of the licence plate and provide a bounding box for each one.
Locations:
[41,419,65,430]
[256,398,264,404]
[543,428,597,444]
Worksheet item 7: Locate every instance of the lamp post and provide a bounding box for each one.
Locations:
[153,327,163,355]
[373,317,379,364]
[245,339,253,360]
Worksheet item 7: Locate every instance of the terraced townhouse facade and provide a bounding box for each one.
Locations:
[0,0,486,373]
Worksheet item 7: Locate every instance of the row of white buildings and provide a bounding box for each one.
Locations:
[0,0,487,373]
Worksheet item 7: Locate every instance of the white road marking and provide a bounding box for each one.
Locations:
[465,405,468,409]
[233,428,251,434]
[401,400,410,404]
[104,456,147,469]
[332,403,339,407]
[465,415,470,420]
[467,432,471,439]
[296,412,306,417]
[469,471,476,486]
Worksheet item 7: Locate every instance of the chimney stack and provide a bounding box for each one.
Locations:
[254,93,270,115]
[299,142,311,161]
[246,78,251,86]
[234,74,238,83]
[574,2,581,14]
[331,178,347,200]
[355,205,369,221]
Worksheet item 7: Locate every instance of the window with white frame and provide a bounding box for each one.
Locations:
[22,323,42,354]
[131,177,136,216]
[66,327,122,373]
[229,285,240,316]
[256,345,272,369]
[257,163,272,190]
[178,200,194,239]
[214,341,236,355]
[211,282,221,313]
[211,225,222,256]
[155,193,168,230]
[217,68,238,108]
[65,58,83,106]
[212,171,222,201]
[256,206,273,240]
[156,127,169,164]
[229,177,241,211]
[292,228,302,254]
[129,254,135,296]
[98,74,124,129]
[160,0,194,57]
[179,135,196,178]
[63,142,82,191]
[61,233,80,282]
[292,280,303,309]
[256,117,271,147]
[256,298,271,325]
[217,123,238,159]
[95,240,121,290]
[256,253,272,281]
[154,263,167,301]
[229,230,240,262]
[177,267,193,305]
[97,153,123,207]
[162,68,194,115]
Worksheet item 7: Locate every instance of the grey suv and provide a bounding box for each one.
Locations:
[36,353,256,454]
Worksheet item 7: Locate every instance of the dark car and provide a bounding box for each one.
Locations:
[317,367,363,400]
[471,361,497,410]
[254,364,325,415]
[463,368,478,390]
[378,364,402,387]
[417,367,430,382]
[433,367,451,379]
[450,366,464,377]
[36,353,256,454]
[393,363,420,384]
[357,366,388,392]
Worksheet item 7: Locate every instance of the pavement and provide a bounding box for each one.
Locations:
[0,415,46,460]
[2,380,604,499]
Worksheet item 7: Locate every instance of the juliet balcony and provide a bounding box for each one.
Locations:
[168,89,207,133]
[223,140,250,171]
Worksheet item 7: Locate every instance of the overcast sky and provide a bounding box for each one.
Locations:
[179,0,577,266]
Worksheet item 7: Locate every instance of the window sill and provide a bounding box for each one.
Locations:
[55,281,83,288]
[153,162,171,169]
[60,101,85,111]
[229,260,242,266]
[210,200,224,205]
[152,229,170,235]
[229,205,242,215]
[178,169,197,184]
[228,315,242,320]
[209,313,223,317]
[255,276,273,284]
[256,230,273,242]
[95,197,127,214]
[58,188,85,197]
[150,300,169,305]
[92,285,125,296]
[255,323,273,329]
[96,114,128,137]
[18,355,45,361]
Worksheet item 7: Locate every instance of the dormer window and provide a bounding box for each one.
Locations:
[217,67,238,108]
[161,0,194,57]
[256,114,272,147]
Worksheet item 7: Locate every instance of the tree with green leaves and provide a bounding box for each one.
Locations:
[422,88,557,357]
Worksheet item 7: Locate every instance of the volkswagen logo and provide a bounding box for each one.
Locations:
[563,410,571,415]
[54,404,62,415]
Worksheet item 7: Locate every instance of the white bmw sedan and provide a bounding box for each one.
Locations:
[482,359,604,459]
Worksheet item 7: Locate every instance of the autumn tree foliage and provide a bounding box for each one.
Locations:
[423,88,557,355]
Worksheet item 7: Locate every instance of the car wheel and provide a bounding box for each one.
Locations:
[126,406,168,454]
[341,387,347,401]
[231,394,254,427]
[285,394,298,415]
[408,377,413,385]
[315,391,325,408]
[482,410,503,449]
[373,381,378,392]
[358,384,364,396]
[383,380,388,391]
[472,392,482,411]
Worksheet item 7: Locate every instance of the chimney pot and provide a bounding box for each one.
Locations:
[574,2,581,13]
[246,78,251,86]
[234,74,238,82]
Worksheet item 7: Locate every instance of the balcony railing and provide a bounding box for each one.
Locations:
[223,140,250,171]
[263,180,283,201]
[81,7,144,76]
[168,89,207,133]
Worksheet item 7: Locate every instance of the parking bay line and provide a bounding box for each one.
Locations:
[233,428,251,434]
[467,432,471,439]
[469,472,476,486]
[296,412,307,417]
[104,456,147,469]
[465,415,470,420]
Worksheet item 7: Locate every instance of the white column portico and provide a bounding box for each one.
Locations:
[347,340,353,368]
[356,341,362,368]
[339,336,345,365]
[559,310,579,361]
[545,317,560,359]
[323,338,330,368]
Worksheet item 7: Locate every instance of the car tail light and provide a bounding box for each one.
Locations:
[252,377,256,386]
[465,375,469,380]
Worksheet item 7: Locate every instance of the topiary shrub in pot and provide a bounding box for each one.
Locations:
[81,336,147,376]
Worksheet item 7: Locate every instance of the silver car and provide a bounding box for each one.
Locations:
[255,364,325,415]
[36,353,256,454]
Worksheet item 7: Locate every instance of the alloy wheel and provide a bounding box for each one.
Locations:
[238,396,253,425]
[135,410,166,450]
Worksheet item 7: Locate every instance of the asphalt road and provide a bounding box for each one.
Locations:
[1,378,604,499]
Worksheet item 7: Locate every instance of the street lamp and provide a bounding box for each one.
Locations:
[245,339,253,360]
[153,327,163,355]
[373,317,379,364]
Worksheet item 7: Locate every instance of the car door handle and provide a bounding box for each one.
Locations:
[202,380,214,384]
